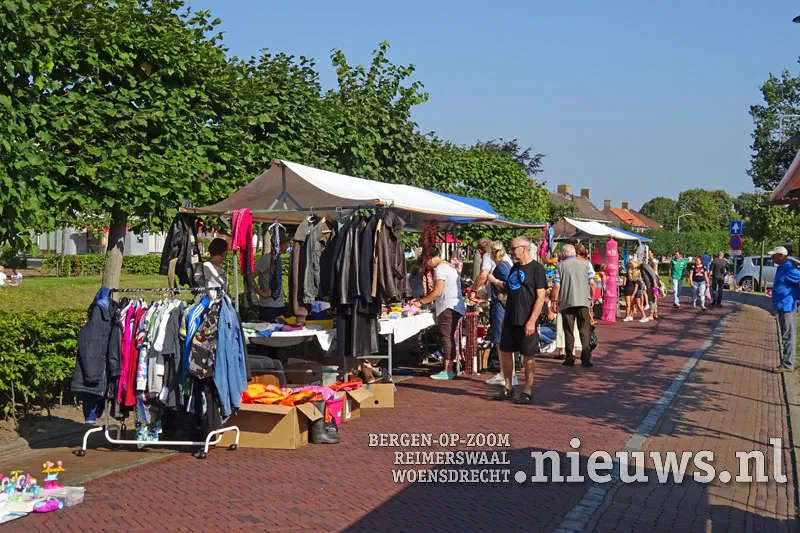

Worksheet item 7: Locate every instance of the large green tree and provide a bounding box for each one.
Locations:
[675,189,736,233]
[640,196,679,230]
[3,0,242,287]
[749,70,800,191]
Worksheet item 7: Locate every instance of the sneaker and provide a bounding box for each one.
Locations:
[542,342,557,354]
[485,373,504,385]
[431,371,455,380]
[623,316,633,322]
[644,305,650,311]
[487,374,518,386]
[639,317,649,323]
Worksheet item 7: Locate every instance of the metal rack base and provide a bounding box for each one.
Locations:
[77,402,240,460]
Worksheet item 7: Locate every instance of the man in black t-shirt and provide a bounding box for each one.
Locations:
[487,236,547,404]
[710,251,728,307]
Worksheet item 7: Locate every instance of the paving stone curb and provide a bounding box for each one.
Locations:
[553,308,733,533]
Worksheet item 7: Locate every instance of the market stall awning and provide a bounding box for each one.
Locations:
[434,192,546,229]
[770,150,800,203]
[554,217,650,242]
[185,159,498,226]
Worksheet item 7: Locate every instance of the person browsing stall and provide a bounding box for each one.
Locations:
[550,244,596,366]
[489,236,547,404]
[411,245,467,380]
[203,238,229,300]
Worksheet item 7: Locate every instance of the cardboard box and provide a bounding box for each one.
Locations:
[250,374,281,387]
[362,382,395,409]
[339,387,374,421]
[219,402,321,449]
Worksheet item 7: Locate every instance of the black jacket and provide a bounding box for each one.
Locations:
[71,300,121,398]
[376,211,410,302]
[159,209,202,287]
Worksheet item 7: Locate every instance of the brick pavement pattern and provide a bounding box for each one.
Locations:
[7,299,791,532]
[584,304,797,533]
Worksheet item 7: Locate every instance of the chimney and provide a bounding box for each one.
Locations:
[580,188,590,199]
[603,200,611,210]
[556,184,571,195]
[621,201,629,210]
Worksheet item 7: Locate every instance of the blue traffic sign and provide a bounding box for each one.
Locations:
[729,220,743,236]
[730,235,742,250]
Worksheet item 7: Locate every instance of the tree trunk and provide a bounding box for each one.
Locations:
[102,209,128,289]
[59,228,67,277]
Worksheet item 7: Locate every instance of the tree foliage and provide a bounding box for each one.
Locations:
[3,2,553,285]
[639,197,679,230]
[748,70,800,191]
[675,189,736,233]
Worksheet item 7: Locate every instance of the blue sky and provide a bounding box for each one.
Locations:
[190,0,800,209]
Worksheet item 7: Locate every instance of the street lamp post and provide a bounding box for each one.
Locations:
[676,213,693,233]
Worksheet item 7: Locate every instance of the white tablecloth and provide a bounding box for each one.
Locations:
[245,325,336,351]
[378,313,436,344]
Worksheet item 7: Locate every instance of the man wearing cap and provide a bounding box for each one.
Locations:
[769,246,800,373]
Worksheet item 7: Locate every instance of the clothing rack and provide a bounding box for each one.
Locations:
[78,286,240,460]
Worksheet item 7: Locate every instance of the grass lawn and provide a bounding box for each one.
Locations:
[0,275,168,312]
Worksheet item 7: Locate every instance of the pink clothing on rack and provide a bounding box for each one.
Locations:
[116,306,136,404]
[281,324,304,332]
[123,308,146,407]
[231,208,254,273]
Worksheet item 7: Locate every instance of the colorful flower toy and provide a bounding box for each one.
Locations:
[41,461,65,490]
[0,476,12,493]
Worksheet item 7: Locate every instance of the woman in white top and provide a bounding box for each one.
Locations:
[203,238,229,300]
[411,245,466,381]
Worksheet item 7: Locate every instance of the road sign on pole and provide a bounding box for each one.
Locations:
[729,250,742,257]
[729,235,742,250]
[730,220,743,236]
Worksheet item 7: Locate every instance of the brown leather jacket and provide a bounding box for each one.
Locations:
[376,211,411,302]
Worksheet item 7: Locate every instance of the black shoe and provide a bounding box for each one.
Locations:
[513,392,533,404]
[492,388,514,401]
[562,358,575,367]
[554,354,565,360]
[582,361,594,368]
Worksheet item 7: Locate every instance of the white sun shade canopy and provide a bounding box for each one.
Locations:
[563,217,644,241]
[190,159,498,226]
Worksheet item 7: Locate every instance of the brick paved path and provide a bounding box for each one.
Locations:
[584,305,796,532]
[7,299,793,532]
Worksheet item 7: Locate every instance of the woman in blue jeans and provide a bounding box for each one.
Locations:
[487,241,514,381]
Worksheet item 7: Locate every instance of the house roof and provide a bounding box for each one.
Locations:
[549,192,615,223]
[607,208,661,230]
[629,209,661,230]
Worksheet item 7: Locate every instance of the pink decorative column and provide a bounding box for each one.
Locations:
[602,238,619,322]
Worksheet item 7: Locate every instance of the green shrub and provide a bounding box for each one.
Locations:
[0,309,85,419]
[122,255,162,275]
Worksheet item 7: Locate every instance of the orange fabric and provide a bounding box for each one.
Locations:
[243,383,286,404]
[329,380,363,392]
[279,390,316,406]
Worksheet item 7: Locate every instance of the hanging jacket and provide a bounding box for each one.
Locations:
[71,293,121,398]
[376,211,411,302]
[188,301,220,379]
[159,203,203,287]
[214,297,248,417]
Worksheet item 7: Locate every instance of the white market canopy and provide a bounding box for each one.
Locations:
[770,150,800,203]
[557,217,648,242]
[186,159,499,227]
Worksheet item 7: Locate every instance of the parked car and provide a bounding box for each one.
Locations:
[734,255,777,292]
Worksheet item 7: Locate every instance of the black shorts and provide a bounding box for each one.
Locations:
[499,324,540,357]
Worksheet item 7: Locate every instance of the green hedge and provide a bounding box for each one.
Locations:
[41,252,291,278]
[41,254,162,276]
[0,309,85,419]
